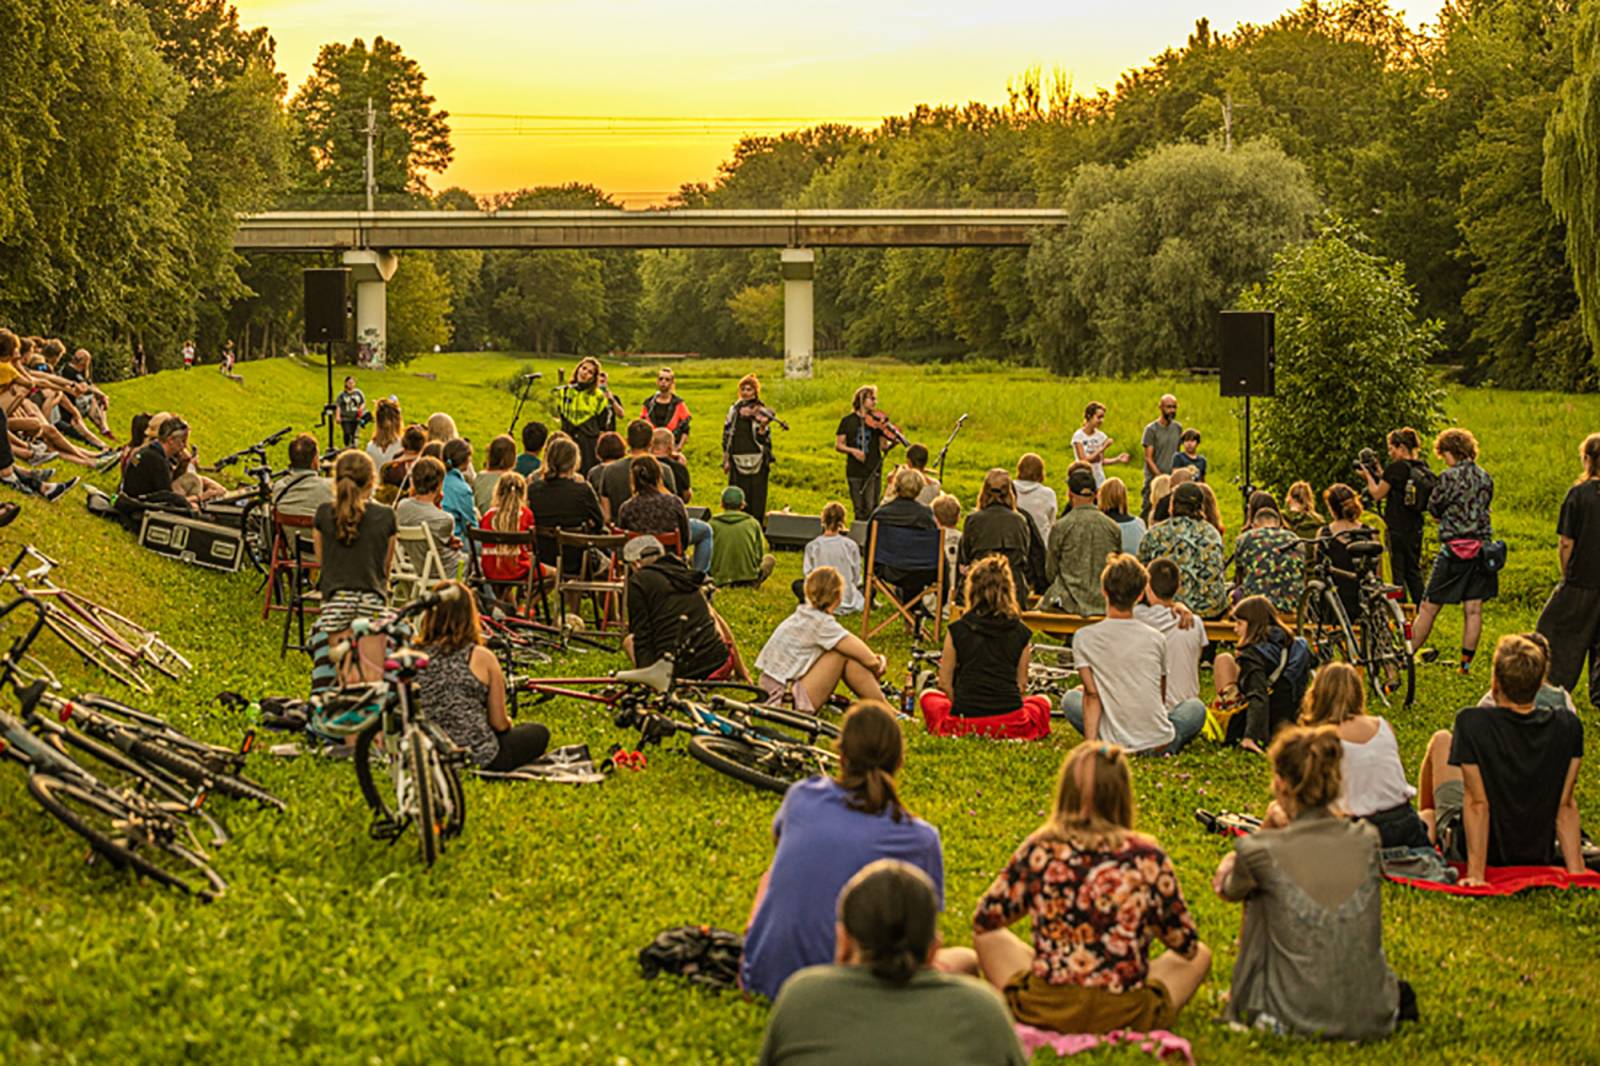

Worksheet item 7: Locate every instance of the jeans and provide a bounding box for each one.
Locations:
[687,518,713,573]
[1060,690,1206,754]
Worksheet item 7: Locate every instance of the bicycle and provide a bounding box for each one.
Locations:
[202,426,293,574]
[0,597,226,898]
[1292,533,1415,708]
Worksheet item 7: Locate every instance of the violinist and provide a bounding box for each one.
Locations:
[835,384,904,521]
[722,373,775,526]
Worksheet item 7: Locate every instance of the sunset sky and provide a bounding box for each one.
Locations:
[235,0,1445,206]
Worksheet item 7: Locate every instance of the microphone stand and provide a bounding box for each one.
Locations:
[508,374,541,435]
[935,413,969,485]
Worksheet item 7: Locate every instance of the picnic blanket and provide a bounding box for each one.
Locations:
[1014,1025,1193,1064]
[1386,864,1600,897]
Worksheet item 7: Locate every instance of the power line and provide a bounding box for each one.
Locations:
[450,111,885,123]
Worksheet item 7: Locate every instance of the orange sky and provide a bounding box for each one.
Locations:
[236,1,1444,206]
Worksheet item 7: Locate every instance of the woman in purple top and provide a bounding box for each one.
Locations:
[741,701,950,1001]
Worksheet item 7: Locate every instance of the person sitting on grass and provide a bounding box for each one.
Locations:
[311,450,396,691]
[416,579,549,772]
[272,432,333,520]
[1138,482,1227,618]
[1295,662,1430,849]
[1417,634,1585,887]
[394,456,461,579]
[616,455,690,557]
[514,420,548,477]
[1170,427,1206,482]
[1041,463,1123,614]
[1474,632,1577,714]
[920,555,1051,740]
[741,701,951,1001]
[622,534,740,681]
[795,501,863,615]
[1060,553,1207,754]
[58,348,113,440]
[1212,725,1409,1042]
[1133,557,1207,717]
[1211,595,1312,755]
[759,859,1026,1066]
[118,414,196,516]
[1098,476,1145,556]
[755,567,886,711]
[972,742,1211,1034]
[1231,499,1303,613]
[709,485,775,588]
[472,434,518,516]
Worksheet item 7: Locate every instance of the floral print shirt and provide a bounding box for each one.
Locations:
[1429,460,1493,542]
[972,835,1199,993]
[1232,526,1305,613]
[1138,516,1228,617]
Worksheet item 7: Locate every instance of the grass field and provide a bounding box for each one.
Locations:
[1,351,1597,1064]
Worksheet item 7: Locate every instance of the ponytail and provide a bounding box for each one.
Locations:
[1581,433,1600,483]
[1269,725,1344,815]
[835,701,910,823]
[332,450,376,546]
[837,860,938,987]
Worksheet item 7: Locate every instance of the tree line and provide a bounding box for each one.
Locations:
[3,0,1599,389]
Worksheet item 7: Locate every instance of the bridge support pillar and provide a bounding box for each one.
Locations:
[341,249,399,367]
[781,248,814,380]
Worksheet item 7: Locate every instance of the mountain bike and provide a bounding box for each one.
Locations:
[201,426,292,574]
[1293,533,1415,708]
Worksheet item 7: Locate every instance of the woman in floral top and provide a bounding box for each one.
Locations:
[1410,428,1496,673]
[972,742,1212,1034]
[1138,482,1228,617]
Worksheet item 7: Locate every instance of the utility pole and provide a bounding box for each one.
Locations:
[364,97,376,212]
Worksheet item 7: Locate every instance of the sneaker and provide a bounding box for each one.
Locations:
[21,467,54,485]
[0,501,19,527]
[1417,647,1439,665]
[27,442,54,463]
[41,477,77,502]
[756,553,776,587]
[93,452,121,473]
[0,474,35,496]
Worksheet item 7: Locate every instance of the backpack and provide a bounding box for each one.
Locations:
[638,925,744,991]
[1403,460,1438,513]
[1268,636,1313,708]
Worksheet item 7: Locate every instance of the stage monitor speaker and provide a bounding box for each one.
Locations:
[304,269,351,344]
[765,513,870,552]
[1219,310,1275,397]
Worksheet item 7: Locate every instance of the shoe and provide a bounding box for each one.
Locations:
[0,501,19,527]
[41,477,77,502]
[0,474,36,496]
[27,442,54,463]
[93,452,121,473]
[1417,647,1439,665]
[1456,661,1473,676]
[22,467,54,484]
[756,553,776,587]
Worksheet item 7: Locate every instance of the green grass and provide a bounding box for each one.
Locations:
[2,351,1598,1063]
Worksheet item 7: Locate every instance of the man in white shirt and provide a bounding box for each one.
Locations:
[1133,557,1209,713]
[1061,553,1207,754]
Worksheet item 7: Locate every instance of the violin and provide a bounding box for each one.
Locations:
[739,399,790,431]
[863,407,909,448]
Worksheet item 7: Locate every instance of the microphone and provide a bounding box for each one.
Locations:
[520,372,544,382]
[957,413,969,425]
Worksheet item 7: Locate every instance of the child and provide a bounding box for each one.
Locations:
[479,472,535,585]
[927,493,963,618]
[755,567,887,710]
[1170,428,1207,482]
[181,339,195,370]
[796,501,863,613]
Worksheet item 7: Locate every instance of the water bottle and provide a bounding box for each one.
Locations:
[901,667,917,717]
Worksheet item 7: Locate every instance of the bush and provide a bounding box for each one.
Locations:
[1240,221,1445,494]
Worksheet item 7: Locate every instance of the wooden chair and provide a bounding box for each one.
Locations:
[616,528,682,558]
[465,526,552,621]
[389,525,450,607]
[552,529,629,639]
[261,512,320,656]
[861,520,947,643]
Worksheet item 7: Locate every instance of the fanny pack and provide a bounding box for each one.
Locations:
[1446,538,1482,560]
[731,452,764,476]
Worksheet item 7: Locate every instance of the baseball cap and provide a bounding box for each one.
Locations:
[622,534,665,563]
[721,485,745,509]
[1067,467,1097,497]
[1173,482,1205,513]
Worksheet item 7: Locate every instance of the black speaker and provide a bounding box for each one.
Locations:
[1219,311,1275,397]
[303,269,351,344]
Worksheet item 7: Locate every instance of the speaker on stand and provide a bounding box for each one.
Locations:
[304,269,352,454]
[1218,310,1275,508]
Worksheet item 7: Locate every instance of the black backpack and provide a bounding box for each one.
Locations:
[1403,461,1438,513]
[638,925,743,991]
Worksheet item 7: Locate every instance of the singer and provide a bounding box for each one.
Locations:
[550,356,624,474]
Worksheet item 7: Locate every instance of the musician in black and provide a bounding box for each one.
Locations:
[835,384,900,521]
[722,373,775,526]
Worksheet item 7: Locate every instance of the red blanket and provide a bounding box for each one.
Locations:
[1386,863,1600,896]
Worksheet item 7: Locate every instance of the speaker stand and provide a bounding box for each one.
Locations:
[324,341,337,456]
[1239,395,1255,511]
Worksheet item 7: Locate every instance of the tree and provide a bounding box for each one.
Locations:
[385,253,451,361]
[1545,0,1600,377]
[1241,222,1444,494]
[726,284,784,354]
[289,36,451,206]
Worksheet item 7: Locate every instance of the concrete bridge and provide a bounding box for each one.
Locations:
[236,209,1069,376]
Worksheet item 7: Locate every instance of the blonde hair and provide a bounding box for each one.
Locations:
[1035,742,1136,849]
[1097,477,1128,515]
[962,555,1020,619]
[332,449,376,546]
[426,412,458,443]
[1285,481,1322,522]
[1149,474,1172,511]
[821,501,848,532]
[1493,633,1548,705]
[852,384,877,412]
[804,566,844,611]
[1298,662,1365,726]
[891,467,923,501]
[490,472,527,533]
[1270,725,1344,815]
[930,493,961,528]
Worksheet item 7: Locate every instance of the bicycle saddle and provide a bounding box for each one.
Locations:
[613,656,674,694]
[1347,541,1385,558]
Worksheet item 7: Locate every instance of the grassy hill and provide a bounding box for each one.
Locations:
[0,351,1596,1063]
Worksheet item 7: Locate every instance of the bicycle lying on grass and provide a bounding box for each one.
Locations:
[1293,533,1415,708]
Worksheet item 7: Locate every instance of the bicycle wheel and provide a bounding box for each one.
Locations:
[1296,583,1356,665]
[47,726,230,847]
[687,734,839,795]
[1365,597,1416,709]
[77,695,247,773]
[740,703,842,743]
[410,730,440,868]
[27,774,226,900]
[353,725,402,828]
[129,737,285,810]
[237,497,272,575]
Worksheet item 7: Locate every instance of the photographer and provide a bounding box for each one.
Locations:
[1358,428,1431,604]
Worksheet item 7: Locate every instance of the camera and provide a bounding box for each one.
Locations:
[1354,447,1382,479]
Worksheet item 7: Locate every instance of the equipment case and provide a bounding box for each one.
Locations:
[138,511,246,573]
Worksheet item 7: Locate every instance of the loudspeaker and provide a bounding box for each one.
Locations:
[1219,311,1275,397]
[303,269,351,344]
[764,513,868,551]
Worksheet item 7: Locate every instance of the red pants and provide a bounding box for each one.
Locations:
[920,691,1051,741]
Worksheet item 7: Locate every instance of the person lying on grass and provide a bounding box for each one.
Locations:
[415,579,548,772]
[970,741,1211,1034]
[758,859,1026,1066]
[754,566,886,712]
[1212,725,1410,1041]
[1416,633,1584,888]
[741,701,955,1001]
[794,501,863,614]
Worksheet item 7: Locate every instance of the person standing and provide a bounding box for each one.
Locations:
[1537,433,1600,701]
[722,374,775,526]
[336,376,366,449]
[1072,402,1130,488]
[1359,428,1430,604]
[1409,428,1496,674]
[835,385,900,522]
[1140,394,1182,520]
[181,339,195,370]
[640,366,691,446]
[552,356,625,475]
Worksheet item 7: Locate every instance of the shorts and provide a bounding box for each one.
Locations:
[1423,548,1498,605]
[1432,778,1466,862]
[758,673,814,713]
[1003,969,1177,1034]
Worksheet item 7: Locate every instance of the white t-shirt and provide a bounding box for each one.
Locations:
[803,533,863,614]
[755,605,851,684]
[1072,616,1175,753]
[1072,428,1110,486]
[367,439,403,468]
[1132,602,1208,708]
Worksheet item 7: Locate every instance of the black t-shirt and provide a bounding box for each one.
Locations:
[313,501,397,596]
[949,614,1031,715]
[121,441,175,499]
[836,413,885,480]
[1450,703,1584,866]
[526,476,604,568]
[660,455,691,502]
[1558,480,1600,589]
[1381,460,1425,537]
[1317,524,1379,618]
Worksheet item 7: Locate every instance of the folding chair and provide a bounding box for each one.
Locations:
[552,529,629,639]
[860,520,946,643]
[617,528,682,558]
[389,524,449,607]
[262,512,320,656]
[465,526,553,621]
